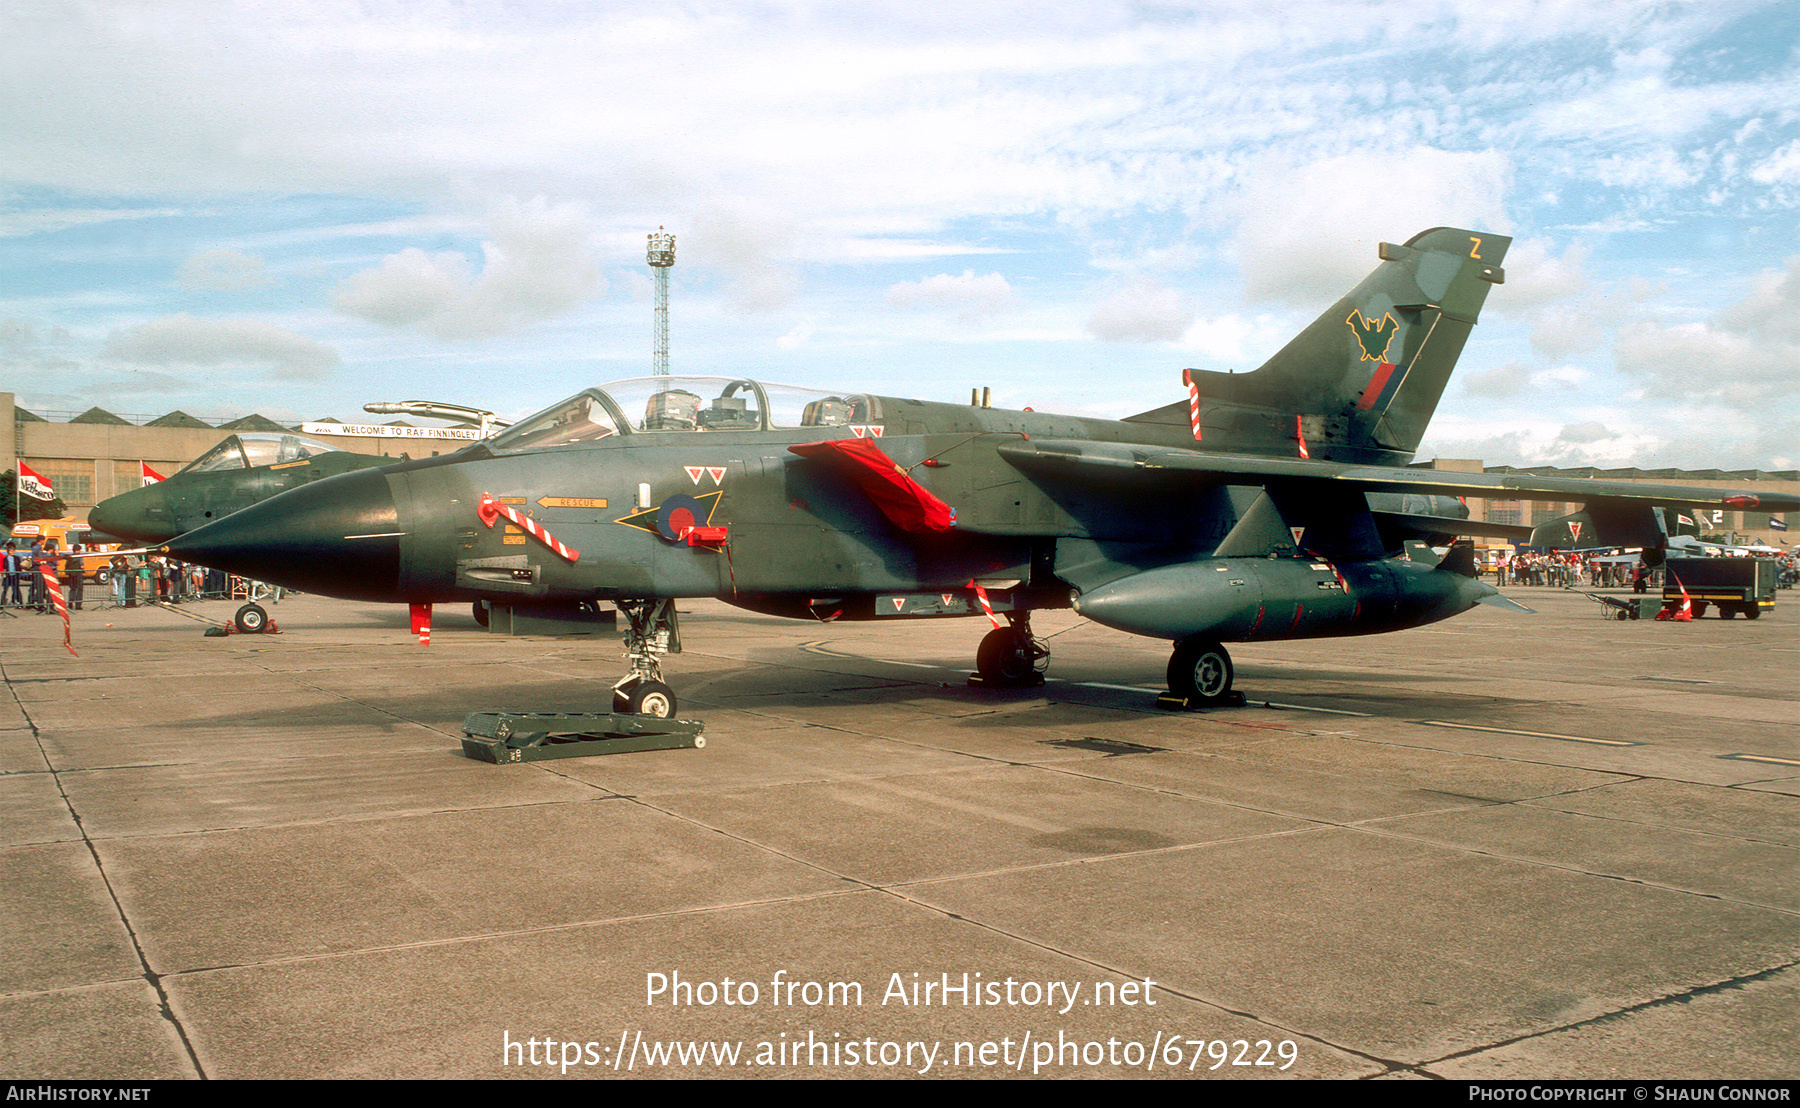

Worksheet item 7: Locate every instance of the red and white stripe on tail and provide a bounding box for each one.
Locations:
[1182,368,1202,442]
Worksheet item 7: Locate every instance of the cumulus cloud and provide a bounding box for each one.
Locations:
[1463,361,1591,400]
[1229,148,1513,307]
[103,314,339,380]
[1614,320,1796,403]
[1421,417,1663,469]
[1613,256,1800,407]
[333,248,469,328]
[681,205,802,314]
[6,4,1799,470]
[886,270,1017,320]
[1716,255,1800,342]
[1087,279,1195,343]
[1175,313,1286,363]
[177,248,273,291]
[0,318,72,351]
[332,197,603,339]
[1494,239,1591,313]
[1557,421,1617,443]
[776,321,815,350]
[1530,301,1615,362]
[1749,139,1800,205]
[724,266,801,314]
[1462,361,1535,399]
[0,317,82,379]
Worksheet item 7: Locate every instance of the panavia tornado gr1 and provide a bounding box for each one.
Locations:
[164,228,1798,716]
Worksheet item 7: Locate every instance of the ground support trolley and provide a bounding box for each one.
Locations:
[1575,590,1662,620]
[461,711,706,764]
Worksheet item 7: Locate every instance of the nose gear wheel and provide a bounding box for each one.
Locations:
[972,612,1049,688]
[613,599,682,715]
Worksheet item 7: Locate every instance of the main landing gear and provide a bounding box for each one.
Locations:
[971,612,1049,687]
[1158,636,1244,710]
[614,599,681,718]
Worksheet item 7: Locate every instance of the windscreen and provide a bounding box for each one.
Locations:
[486,392,623,453]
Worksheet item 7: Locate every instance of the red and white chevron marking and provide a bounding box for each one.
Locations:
[477,493,581,563]
[40,567,76,657]
[967,579,1002,630]
[1182,368,1202,441]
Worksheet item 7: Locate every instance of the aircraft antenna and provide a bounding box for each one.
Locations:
[647,227,676,376]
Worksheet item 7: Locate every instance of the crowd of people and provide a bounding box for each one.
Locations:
[1493,548,1799,591]
[2,537,228,612]
[1494,551,1635,588]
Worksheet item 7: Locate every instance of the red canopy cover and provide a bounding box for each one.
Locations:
[788,438,956,533]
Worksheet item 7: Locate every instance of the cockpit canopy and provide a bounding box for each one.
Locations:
[488,377,881,454]
[178,433,342,474]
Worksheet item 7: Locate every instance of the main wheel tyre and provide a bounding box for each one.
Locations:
[1168,638,1233,701]
[1743,605,1762,620]
[622,680,677,718]
[1720,606,1736,618]
[235,603,267,633]
[976,627,1035,686]
[472,600,489,627]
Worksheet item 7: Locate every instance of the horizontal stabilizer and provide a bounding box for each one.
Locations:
[1475,593,1535,614]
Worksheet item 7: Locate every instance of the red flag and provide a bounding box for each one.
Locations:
[141,462,166,486]
[1296,415,1310,459]
[17,462,54,501]
[39,566,77,656]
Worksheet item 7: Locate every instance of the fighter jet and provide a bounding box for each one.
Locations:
[164,228,1800,716]
[89,432,390,544]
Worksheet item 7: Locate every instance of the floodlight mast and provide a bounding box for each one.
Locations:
[647,227,676,376]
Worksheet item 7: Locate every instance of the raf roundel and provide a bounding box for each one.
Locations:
[655,495,712,541]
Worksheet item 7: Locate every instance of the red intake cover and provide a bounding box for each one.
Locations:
[789,438,957,534]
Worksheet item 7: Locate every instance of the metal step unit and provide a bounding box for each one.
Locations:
[460,711,705,764]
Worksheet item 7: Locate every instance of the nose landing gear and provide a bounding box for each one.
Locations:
[971,612,1049,687]
[614,598,682,718]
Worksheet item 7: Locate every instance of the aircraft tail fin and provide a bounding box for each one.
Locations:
[1127,227,1509,463]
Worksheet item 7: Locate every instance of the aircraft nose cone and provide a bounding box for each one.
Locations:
[89,484,173,545]
[165,468,402,601]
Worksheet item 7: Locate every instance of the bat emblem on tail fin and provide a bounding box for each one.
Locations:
[1345,309,1398,362]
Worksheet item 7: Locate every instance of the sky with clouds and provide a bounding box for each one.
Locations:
[2,0,1796,469]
